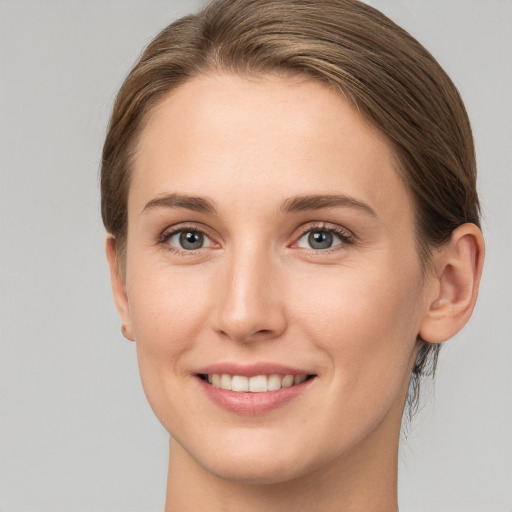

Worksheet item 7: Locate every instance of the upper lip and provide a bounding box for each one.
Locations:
[196,362,314,377]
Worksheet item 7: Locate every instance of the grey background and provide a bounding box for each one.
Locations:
[0,1,510,511]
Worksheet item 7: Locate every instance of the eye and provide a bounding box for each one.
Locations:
[164,229,213,251]
[295,228,350,250]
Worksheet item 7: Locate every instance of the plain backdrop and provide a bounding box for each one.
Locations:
[0,1,511,511]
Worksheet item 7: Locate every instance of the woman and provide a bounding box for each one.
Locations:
[101,0,484,510]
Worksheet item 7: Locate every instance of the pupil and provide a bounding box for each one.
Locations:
[308,231,333,249]
[180,231,203,250]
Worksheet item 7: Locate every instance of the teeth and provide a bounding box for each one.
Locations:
[220,374,232,391]
[294,374,307,385]
[231,375,249,392]
[249,374,267,392]
[205,373,309,392]
[268,374,282,391]
[281,375,294,388]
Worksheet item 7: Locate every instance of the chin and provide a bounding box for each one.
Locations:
[201,452,314,486]
[171,426,317,486]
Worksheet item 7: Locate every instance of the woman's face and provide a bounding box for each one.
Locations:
[116,73,431,483]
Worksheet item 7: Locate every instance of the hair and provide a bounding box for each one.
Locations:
[100,0,480,414]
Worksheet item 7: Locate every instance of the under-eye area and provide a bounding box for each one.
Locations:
[198,373,316,392]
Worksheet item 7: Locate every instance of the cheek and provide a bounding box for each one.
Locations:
[285,264,423,449]
[291,261,422,397]
[127,257,213,344]
[126,265,215,419]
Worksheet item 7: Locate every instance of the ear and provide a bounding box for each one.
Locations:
[419,223,485,344]
[105,236,134,341]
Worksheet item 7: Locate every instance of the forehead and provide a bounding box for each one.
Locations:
[131,72,413,220]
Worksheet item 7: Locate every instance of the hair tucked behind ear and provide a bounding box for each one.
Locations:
[101,0,480,415]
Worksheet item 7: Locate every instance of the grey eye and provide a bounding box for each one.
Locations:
[167,230,206,250]
[296,229,345,250]
[308,231,334,249]
[180,231,204,250]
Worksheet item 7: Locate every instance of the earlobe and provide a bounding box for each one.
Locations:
[105,236,135,341]
[419,223,485,344]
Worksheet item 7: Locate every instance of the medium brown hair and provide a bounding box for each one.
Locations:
[101,0,480,413]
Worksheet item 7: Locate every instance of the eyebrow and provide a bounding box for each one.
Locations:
[280,194,377,217]
[142,193,216,214]
[142,192,377,218]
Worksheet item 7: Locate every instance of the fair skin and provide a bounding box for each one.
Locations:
[106,73,484,511]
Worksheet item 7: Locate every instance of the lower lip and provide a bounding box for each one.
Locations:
[197,376,315,415]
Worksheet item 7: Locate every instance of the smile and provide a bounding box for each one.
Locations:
[196,363,317,414]
[200,373,310,392]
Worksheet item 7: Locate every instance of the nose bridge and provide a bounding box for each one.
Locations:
[215,240,285,342]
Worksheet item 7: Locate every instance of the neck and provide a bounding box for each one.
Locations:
[164,411,401,512]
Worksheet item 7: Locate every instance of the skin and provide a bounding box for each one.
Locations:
[106,73,484,511]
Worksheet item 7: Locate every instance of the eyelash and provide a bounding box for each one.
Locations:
[158,222,354,255]
[293,223,354,254]
[159,223,217,255]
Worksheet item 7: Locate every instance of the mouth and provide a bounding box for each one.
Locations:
[195,363,317,414]
[198,373,315,392]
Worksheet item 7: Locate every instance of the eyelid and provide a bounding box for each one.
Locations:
[291,222,354,250]
[157,221,354,255]
[159,222,219,252]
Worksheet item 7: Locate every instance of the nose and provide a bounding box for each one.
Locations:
[213,247,287,344]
